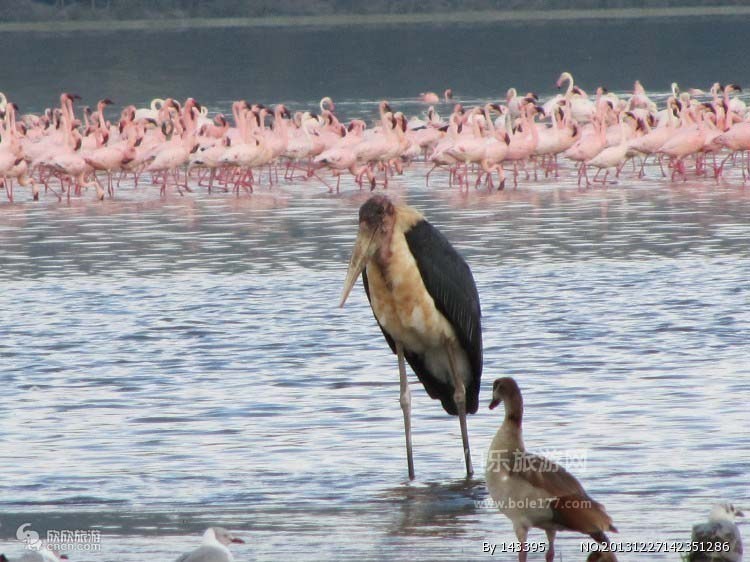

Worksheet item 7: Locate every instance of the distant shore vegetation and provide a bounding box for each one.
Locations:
[2,0,750,22]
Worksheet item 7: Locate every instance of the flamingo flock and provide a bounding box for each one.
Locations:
[2,72,750,204]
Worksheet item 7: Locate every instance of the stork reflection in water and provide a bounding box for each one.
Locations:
[340,194,482,479]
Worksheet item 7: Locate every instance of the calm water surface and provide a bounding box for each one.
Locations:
[1,20,749,562]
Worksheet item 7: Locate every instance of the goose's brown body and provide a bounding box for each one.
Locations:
[486,378,616,562]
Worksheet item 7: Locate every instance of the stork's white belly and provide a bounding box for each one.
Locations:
[365,231,472,387]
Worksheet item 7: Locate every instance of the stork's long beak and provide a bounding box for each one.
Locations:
[339,229,375,307]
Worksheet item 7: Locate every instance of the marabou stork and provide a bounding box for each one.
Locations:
[339,194,482,479]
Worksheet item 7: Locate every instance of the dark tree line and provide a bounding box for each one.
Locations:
[2,0,750,21]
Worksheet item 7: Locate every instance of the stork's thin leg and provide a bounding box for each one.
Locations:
[544,529,556,562]
[396,343,415,480]
[514,525,529,562]
[447,345,473,477]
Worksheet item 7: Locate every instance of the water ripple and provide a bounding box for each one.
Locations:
[1,149,749,562]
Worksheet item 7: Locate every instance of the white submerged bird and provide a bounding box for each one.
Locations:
[688,503,744,562]
[175,527,245,562]
[0,549,68,562]
[485,377,616,562]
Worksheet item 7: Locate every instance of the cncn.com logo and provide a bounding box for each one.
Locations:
[15,523,103,554]
[16,523,42,550]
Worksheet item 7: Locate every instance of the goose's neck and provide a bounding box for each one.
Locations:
[503,393,523,429]
[490,394,524,452]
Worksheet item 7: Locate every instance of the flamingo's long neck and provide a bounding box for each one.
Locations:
[471,111,483,138]
[62,98,75,150]
[97,102,107,129]
[243,109,256,144]
[527,106,539,144]
[447,113,460,138]
[231,101,243,136]
[563,74,574,98]
[274,108,288,141]
[483,105,495,135]
[6,103,17,142]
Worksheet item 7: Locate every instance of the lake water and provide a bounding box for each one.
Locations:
[1,18,749,562]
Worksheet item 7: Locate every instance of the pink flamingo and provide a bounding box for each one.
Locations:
[506,88,538,119]
[83,131,137,197]
[447,108,489,190]
[219,106,271,193]
[41,93,103,200]
[555,71,595,123]
[627,80,657,113]
[714,121,750,181]
[48,129,102,200]
[658,105,711,181]
[587,113,637,185]
[319,96,335,114]
[189,137,231,192]
[419,89,452,104]
[260,104,292,185]
[405,111,444,160]
[146,121,198,196]
[627,102,678,177]
[0,100,38,201]
[0,139,31,202]
[282,114,321,180]
[534,103,579,177]
[352,101,398,188]
[504,102,542,187]
[478,103,510,190]
[313,121,366,193]
[564,107,608,187]
[427,107,466,186]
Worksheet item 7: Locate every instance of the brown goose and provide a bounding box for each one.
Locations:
[587,552,619,561]
[486,377,617,562]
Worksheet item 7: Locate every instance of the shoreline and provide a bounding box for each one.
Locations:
[2,6,750,32]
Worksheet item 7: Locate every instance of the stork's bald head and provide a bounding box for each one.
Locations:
[340,196,397,307]
[359,195,395,231]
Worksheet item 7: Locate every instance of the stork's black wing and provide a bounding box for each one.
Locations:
[361,219,482,416]
[404,219,482,414]
[362,269,460,415]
